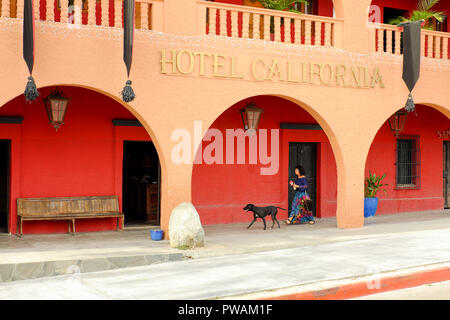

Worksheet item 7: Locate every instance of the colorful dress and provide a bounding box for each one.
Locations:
[288,177,315,224]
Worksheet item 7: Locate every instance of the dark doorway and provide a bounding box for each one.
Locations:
[122,141,160,226]
[444,142,450,208]
[0,140,10,233]
[288,142,317,216]
[383,7,408,24]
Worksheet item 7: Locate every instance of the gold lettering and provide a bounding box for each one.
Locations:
[287,61,299,82]
[309,63,321,84]
[267,59,282,80]
[350,66,363,87]
[176,50,195,75]
[251,59,266,81]
[437,130,442,138]
[370,67,385,88]
[160,50,178,74]
[194,52,211,76]
[319,64,334,86]
[229,56,244,79]
[363,67,369,87]
[213,54,228,77]
[300,62,308,83]
[335,64,347,87]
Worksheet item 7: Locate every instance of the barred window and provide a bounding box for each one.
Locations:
[396,135,421,189]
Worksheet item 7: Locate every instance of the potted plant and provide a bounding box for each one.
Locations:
[388,0,445,30]
[364,171,388,217]
[254,0,309,41]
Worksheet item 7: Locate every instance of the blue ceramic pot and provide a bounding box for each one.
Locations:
[364,197,379,218]
[150,229,164,241]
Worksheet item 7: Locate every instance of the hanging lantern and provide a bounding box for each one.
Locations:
[43,90,70,131]
[388,110,408,138]
[240,102,264,135]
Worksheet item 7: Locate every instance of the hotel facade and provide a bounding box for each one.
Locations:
[0,0,449,236]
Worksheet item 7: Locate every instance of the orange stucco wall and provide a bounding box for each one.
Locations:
[0,0,449,237]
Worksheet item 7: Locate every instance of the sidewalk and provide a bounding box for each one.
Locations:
[0,210,449,291]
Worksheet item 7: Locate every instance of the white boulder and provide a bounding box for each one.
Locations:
[169,202,205,249]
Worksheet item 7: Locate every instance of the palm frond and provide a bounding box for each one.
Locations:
[410,9,445,22]
[417,0,440,12]
[256,0,308,12]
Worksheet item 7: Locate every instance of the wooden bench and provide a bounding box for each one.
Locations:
[17,196,124,236]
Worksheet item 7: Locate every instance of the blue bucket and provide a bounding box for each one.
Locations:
[364,197,379,218]
[150,229,164,241]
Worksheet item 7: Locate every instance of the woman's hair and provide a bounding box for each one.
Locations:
[295,165,306,176]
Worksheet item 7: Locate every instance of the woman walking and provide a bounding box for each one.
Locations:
[286,165,315,225]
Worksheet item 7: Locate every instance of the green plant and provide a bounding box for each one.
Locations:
[364,171,388,198]
[253,0,309,33]
[255,0,308,13]
[388,0,445,30]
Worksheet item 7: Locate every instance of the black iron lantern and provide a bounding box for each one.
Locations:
[388,110,408,138]
[43,90,70,131]
[240,102,264,135]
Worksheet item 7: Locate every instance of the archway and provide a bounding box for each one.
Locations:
[364,104,450,216]
[191,95,339,226]
[0,85,164,234]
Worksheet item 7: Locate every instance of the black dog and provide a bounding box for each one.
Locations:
[243,204,286,230]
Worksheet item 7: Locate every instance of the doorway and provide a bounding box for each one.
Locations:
[288,142,317,216]
[444,141,450,208]
[0,140,10,233]
[122,141,160,226]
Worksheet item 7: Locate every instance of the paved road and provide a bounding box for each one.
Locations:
[355,280,450,300]
[0,228,449,299]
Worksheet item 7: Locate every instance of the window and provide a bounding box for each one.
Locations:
[396,135,421,189]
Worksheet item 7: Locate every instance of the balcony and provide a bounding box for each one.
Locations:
[369,22,450,60]
[0,0,162,30]
[197,0,343,48]
[1,0,449,61]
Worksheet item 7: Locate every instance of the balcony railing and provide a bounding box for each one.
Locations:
[369,23,450,60]
[0,0,162,30]
[198,0,343,47]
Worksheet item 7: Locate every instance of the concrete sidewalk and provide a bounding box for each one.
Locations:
[0,214,448,299]
[0,210,449,285]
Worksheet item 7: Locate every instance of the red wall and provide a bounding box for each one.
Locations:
[365,105,450,214]
[371,0,450,28]
[193,99,449,226]
[0,86,150,234]
[191,95,338,225]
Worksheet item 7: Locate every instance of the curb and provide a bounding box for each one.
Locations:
[216,262,450,300]
[0,252,184,283]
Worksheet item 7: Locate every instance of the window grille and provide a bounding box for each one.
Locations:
[395,135,421,189]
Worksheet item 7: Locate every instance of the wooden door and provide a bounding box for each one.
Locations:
[0,140,10,233]
[444,142,450,208]
[288,142,317,215]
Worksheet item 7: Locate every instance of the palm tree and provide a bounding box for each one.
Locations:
[388,0,445,30]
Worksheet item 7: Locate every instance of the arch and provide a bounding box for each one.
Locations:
[0,84,168,203]
[364,103,450,216]
[192,93,344,181]
[191,94,342,225]
[1,84,166,174]
[0,85,167,233]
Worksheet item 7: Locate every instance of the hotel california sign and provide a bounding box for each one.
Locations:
[160,49,385,88]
